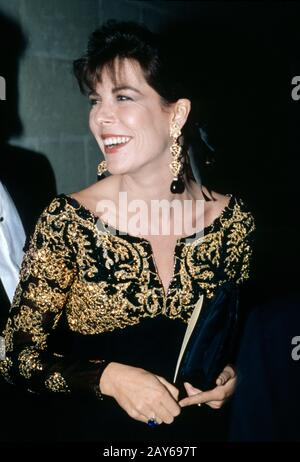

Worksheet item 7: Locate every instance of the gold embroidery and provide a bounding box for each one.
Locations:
[0,357,13,384]
[11,284,22,310]
[18,347,43,379]
[63,195,254,332]
[45,371,70,393]
[2,318,14,353]
[24,280,67,314]
[13,306,48,350]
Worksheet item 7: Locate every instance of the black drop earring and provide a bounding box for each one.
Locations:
[170,176,185,194]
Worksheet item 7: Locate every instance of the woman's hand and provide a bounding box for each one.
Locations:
[178,365,237,409]
[99,362,181,425]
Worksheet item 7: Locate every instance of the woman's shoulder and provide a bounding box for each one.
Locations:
[39,188,99,225]
[197,184,255,234]
[68,176,118,216]
[220,193,255,237]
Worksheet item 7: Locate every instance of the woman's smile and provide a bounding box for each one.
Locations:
[102,134,133,154]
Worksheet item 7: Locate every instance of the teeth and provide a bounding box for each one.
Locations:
[103,136,130,147]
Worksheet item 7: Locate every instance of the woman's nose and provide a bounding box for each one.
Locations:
[94,103,116,125]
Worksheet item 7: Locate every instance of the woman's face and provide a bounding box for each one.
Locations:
[89,58,174,176]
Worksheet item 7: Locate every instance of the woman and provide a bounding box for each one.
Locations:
[0,21,255,442]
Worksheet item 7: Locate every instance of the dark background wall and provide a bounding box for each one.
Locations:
[0,0,299,295]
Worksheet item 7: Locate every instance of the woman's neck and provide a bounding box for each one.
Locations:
[117,173,200,206]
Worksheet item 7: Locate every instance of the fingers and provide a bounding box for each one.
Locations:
[182,382,203,407]
[155,375,179,401]
[183,382,202,396]
[131,397,180,425]
[154,376,181,421]
[205,400,225,409]
[156,385,181,423]
[125,375,181,425]
[128,408,163,426]
[179,368,237,408]
[179,385,229,408]
[157,401,181,424]
[216,365,236,386]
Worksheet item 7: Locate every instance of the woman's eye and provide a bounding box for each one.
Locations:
[89,99,100,107]
[117,95,132,101]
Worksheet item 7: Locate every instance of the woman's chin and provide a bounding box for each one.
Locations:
[106,165,130,176]
[106,160,135,176]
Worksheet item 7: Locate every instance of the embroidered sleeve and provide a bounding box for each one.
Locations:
[0,197,107,398]
[222,199,256,285]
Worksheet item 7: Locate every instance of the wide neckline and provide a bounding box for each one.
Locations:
[60,192,235,300]
[61,192,235,244]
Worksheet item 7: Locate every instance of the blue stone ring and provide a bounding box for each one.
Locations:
[147,417,159,427]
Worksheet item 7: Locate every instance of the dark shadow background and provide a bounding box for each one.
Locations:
[0,11,56,442]
[162,5,300,440]
[162,6,299,304]
[166,4,300,441]
[0,11,57,238]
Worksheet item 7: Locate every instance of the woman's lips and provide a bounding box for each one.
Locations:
[104,139,131,154]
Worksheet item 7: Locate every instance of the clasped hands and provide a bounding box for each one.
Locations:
[100,362,237,426]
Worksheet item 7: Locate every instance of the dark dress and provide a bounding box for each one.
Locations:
[0,194,255,442]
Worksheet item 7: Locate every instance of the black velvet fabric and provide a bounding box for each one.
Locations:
[229,293,300,442]
[177,282,239,392]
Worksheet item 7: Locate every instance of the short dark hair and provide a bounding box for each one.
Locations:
[73,20,188,104]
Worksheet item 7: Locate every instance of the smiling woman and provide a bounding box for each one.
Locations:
[87,57,191,181]
[0,20,255,442]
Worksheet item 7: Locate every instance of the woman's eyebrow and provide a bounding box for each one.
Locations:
[112,85,143,95]
[88,86,143,97]
[88,91,99,97]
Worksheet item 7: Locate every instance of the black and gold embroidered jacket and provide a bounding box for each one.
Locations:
[0,194,255,398]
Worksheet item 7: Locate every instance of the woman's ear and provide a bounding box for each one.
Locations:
[171,98,191,129]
